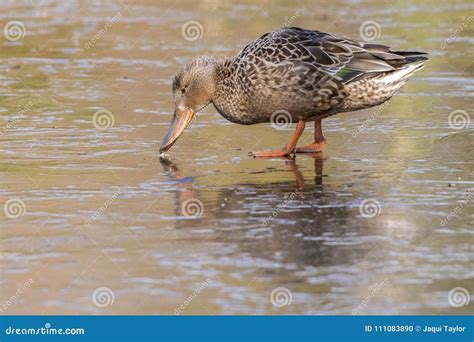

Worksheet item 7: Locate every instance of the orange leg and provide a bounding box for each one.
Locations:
[295,118,326,153]
[251,120,306,158]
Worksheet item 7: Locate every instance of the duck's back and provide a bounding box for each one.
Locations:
[228,27,427,121]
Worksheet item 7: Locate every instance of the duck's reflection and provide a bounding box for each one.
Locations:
[159,156,369,268]
[160,157,200,217]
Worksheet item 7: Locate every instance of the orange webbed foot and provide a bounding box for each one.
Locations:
[295,140,326,154]
[249,148,294,158]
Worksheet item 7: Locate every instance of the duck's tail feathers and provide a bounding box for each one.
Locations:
[388,51,429,70]
[338,48,428,112]
[378,60,425,85]
[336,47,429,84]
[390,51,429,62]
[359,49,427,85]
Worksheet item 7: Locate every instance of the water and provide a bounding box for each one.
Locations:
[1,0,473,315]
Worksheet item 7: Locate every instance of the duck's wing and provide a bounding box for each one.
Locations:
[237,27,428,84]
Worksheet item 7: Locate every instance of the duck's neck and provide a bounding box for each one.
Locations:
[212,58,236,95]
[211,58,249,124]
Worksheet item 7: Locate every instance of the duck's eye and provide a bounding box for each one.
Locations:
[180,87,186,94]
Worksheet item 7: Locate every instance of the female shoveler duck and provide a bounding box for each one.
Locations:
[160,27,428,157]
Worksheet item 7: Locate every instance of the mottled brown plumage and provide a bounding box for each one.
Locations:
[160,27,428,156]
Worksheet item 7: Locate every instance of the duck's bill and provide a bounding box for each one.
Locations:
[159,108,195,153]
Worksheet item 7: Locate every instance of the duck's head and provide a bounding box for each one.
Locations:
[159,56,217,153]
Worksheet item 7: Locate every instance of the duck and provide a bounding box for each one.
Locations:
[159,27,428,157]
